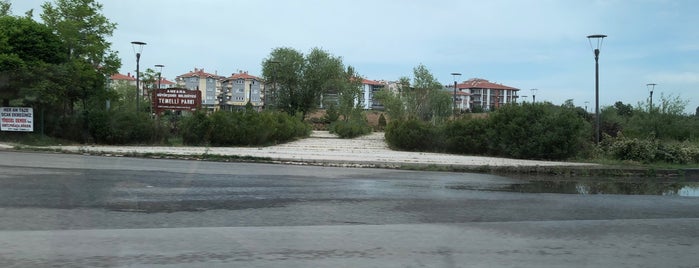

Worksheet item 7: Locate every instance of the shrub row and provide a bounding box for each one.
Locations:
[601,135,699,164]
[385,103,591,160]
[329,118,372,138]
[88,110,168,144]
[180,110,310,146]
[35,110,166,144]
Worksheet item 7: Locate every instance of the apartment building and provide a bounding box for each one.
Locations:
[361,79,385,110]
[457,78,519,111]
[154,77,176,89]
[220,71,264,111]
[108,73,136,88]
[176,68,224,109]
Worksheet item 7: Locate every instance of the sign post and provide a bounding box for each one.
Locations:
[152,88,201,114]
[1,107,34,132]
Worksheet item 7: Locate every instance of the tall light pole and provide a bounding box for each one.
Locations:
[530,88,538,103]
[587,34,607,144]
[451,72,462,117]
[155,64,165,89]
[646,83,656,112]
[131,41,146,112]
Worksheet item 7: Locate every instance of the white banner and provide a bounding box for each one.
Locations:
[1,107,34,132]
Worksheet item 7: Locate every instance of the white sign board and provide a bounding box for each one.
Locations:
[1,107,34,132]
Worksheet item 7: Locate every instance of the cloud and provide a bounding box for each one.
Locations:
[650,72,699,84]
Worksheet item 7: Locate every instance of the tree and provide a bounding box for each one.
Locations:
[375,64,450,124]
[40,0,121,114]
[336,65,363,121]
[262,47,346,119]
[40,0,119,73]
[0,16,66,107]
[261,47,304,116]
[0,0,10,16]
[614,101,633,117]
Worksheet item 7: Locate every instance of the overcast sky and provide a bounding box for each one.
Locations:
[9,0,699,113]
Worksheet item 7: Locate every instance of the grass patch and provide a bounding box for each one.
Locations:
[0,133,74,146]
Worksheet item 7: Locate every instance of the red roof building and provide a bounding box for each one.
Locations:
[108,73,136,88]
[155,77,176,89]
[220,71,264,110]
[361,79,386,110]
[176,68,225,108]
[456,78,519,111]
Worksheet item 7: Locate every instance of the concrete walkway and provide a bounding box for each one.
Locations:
[27,131,594,169]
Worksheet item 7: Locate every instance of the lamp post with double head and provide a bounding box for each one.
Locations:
[646,83,656,112]
[587,34,607,144]
[451,72,462,117]
[131,41,146,112]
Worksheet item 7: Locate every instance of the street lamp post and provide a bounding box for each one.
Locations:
[530,88,538,103]
[155,64,165,89]
[587,34,607,144]
[647,83,656,112]
[451,72,462,117]
[131,41,146,112]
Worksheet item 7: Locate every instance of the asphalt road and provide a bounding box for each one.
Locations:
[1,151,698,267]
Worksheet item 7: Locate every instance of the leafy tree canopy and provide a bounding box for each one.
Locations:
[0,15,67,106]
[261,47,351,119]
[40,0,120,74]
[376,64,450,124]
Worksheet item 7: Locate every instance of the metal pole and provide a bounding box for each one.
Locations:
[450,72,461,118]
[453,80,457,117]
[135,53,141,112]
[647,83,655,112]
[594,48,600,144]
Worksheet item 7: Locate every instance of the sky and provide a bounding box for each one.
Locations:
[8,0,699,113]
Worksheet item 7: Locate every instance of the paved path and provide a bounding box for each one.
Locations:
[31,131,594,168]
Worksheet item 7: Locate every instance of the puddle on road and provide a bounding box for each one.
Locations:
[447,180,699,197]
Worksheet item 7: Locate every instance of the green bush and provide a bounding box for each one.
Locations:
[386,103,590,160]
[330,118,372,138]
[655,142,699,164]
[209,111,239,146]
[603,135,658,163]
[377,113,387,130]
[487,103,590,160]
[180,110,211,145]
[323,104,340,123]
[600,135,699,164]
[385,119,439,151]
[442,117,489,155]
[88,110,167,145]
[53,114,86,142]
[182,110,310,146]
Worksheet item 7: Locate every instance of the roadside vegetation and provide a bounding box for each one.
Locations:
[2,0,699,168]
[379,65,699,165]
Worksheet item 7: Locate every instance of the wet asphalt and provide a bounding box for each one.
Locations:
[0,151,698,230]
[2,151,699,267]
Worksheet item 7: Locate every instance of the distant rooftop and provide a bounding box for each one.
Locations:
[457,78,519,91]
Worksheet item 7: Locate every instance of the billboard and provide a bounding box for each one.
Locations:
[153,88,201,114]
[1,107,34,132]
